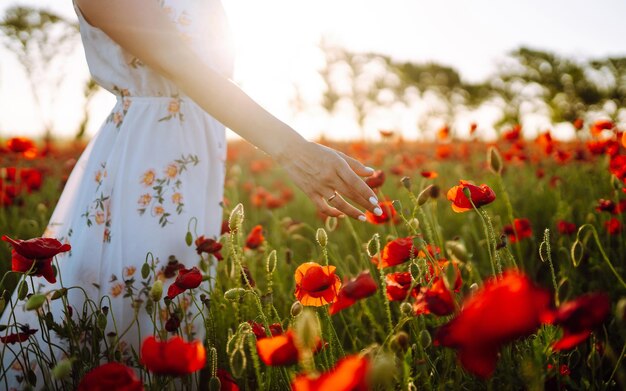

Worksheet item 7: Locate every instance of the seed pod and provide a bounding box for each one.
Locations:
[488,146,503,175]
[290,301,303,317]
[316,228,328,248]
[25,294,46,311]
[416,185,433,206]
[149,280,163,302]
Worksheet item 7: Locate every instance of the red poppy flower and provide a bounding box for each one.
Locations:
[503,218,533,243]
[291,355,370,391]
[596,199,616,213]
[365,201,398,224]
[424,259,462,292]
[195,236,223,260]
[378,129,394,138]
[556,220,577,236]
[165,314,181,333]
[435,271,551,378]
[590,119,614,137]
[221,219,231,235]
[573,118,584,130]
[216,368,240,391]
[166,267,202,299]
[329,271,378,315]
[245,225,264,249]
[605,218,622,235]
[77,362,143,391]
[547,292,610,351]
[248,321,283,340]
[256,329,301,366]
[365,170,385,189]
[420,171,438,179]
[446,180,496,213]
[385,272,417,301]
[9,250,56,283]
[437,125,450,141]
[141,336,206,376]
[435,145,453,159]
[294,262,341,306]
[2,235,71,260]
[0,327,37,344]
[373,236,417,269]
[413,278,455,316]
[502,125,522,141]
[6,137,36,153]
[162,257,185,279]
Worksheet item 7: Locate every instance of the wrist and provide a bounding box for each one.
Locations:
[265,127,308,162]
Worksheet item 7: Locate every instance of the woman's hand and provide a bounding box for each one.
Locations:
[275,140,383,221]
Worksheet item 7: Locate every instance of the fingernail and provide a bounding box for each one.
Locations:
[374,207,383,216]
[369,196,378,206]
[358,215,366,222]
[364,166,375,174]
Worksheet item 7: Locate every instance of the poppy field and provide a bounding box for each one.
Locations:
[1,121,626,390]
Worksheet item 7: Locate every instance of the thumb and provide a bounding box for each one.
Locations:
[337,151,375,177]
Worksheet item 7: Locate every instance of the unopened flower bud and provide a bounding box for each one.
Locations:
[407,218,420,232]
[266,250,277,274]
[229,203,245,232]
[325,216,338,232]
[400,302,413,316]
[445,240,468,263]
[316,228,328,248]
[616,297,626,323]
[367,233,381,257]
[295,309,320,350]
[391,200,402,214]
[149,280,163,302]
[469,283,479,293]
[416,185,433,206]
[488,146,503,175]
[25,293,46,311]
[52,358,74,379]
[391,331,410,353]
[209,377,222,391]
[401,176,412,190]
[224,288,247,302]
[429,185,440,199]
[418,329,432,348]
[290,301,303,317]
[229,348,247,378]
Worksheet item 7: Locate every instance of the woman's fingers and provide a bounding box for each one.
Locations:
[311,191,344,218]
[325,192,367,221]
[336,151,375,177]
[335,163,381,215]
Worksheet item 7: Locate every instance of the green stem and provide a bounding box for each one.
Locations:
[577,224,626,289]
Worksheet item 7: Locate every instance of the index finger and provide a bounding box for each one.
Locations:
[336,164,380,214]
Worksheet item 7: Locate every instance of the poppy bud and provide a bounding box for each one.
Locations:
[165,314,180,332]
[149,280,163,302]
[290,301,303,317]
[488,146,503,175]
[611,175,623,191]
[445,240,468,263]
[141,262,151,279]
[52,358,74,379]
[444,262,457,291]
[295,309,320,350]
[417,185,433,206]
[224,288,247,302]
[392,200,402,214]
[316,228,328,248]
[185,231,193,247]
[325,216,338,232]
[25,293,46,311]
[469,283,479,293]
[229,203,245,232]
[400,302,413,316]
[616,297,626,323]
[18,281,28,300]
[407,218,420,231]
[571,239,584,267]
[418,329,432,348]
[391,331,410,353]
[429,185,440,199]
[0,297,4,314]
[266,250,277,274]
[367,233,380,257]
[401,176,412,190]
[209,377,222,391]
[229,348,247,378]
[51,288,67,300]
[97,313,107,330]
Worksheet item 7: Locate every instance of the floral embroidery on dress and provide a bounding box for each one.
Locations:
[158,94,184,122]
[81,191,112,242]
[106,86,132,129]
[137,154,199,226]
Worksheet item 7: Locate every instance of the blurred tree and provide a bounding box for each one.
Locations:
[0,6,79,138]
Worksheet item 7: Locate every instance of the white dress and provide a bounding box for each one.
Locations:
[1,0,234,388]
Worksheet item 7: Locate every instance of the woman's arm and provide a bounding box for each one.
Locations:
[76,0,382,220]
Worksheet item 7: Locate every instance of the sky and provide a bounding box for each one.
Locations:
[1,0,626,141]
